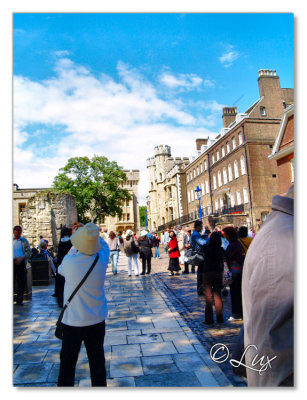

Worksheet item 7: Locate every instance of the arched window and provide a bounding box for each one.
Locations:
[218,171,222,187]
[232,137,236,150]
[226,142,230,153]
[197,167,199,175]
[216,151,220,161]
[213,174,217,190]
[240,155,246,175]
[223,167,228,184]
[234,160,239,178]
[193,169,196,177]
[228,164,233,181]
[237,191,242,205]
[221,146,225,157]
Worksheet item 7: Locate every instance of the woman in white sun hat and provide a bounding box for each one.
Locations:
[57,222,110,387]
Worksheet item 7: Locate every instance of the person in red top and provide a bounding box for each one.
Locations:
[167,230,181,276]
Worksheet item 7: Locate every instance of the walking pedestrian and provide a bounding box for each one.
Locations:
[123,229,140,277]
[139,230,153,275]
[238,226,253,257]
[55,227,72,307]
[153,233,161,259]
[57,222,109,387]
[202,232,224,325]
[223,226,245,321]
[13,225,31,305]
[176,226,185,266]
[182,230,194,274]
[167,230,181,276]
[190,220,209,295]
[107,231,120,275]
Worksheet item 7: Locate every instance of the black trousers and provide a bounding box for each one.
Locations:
[14,259,27,304]
[141,257,151,274]
[55,273,65,307]
[58,320,107,387]
[184,262,195,273]
[197,262,205,294]
[229,274,243,318]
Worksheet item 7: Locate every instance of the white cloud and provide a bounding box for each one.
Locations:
[158,71,203,91]
[219,45,240,68]
[14,57,219,204]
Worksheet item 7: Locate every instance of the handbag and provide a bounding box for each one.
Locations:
[185,249,205,266]
[131,239,139,254]
[55,253,99,340]
[222,261,233,287]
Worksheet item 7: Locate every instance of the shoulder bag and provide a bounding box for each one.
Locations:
[55,253,99,339]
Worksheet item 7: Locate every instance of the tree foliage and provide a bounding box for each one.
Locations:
[52,156,132,223]
[139,206,147,227]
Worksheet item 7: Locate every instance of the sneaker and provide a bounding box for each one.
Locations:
[168,272,174,276]
[140,272,145,275]
[228,316,242,321]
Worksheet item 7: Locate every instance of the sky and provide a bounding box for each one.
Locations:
[13,13,294,205]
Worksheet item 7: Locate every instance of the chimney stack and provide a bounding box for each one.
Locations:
[195,138,208,151]
[222,107,237,128]
[258,69,280,97]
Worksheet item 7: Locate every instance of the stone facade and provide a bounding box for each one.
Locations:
[184,69,294,231]
[146,145,189,231]
[268,104,294,196]
[14,187,78,248]
[98,170,140,234]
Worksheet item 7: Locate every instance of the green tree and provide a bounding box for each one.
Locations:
[52,156,131,223]
[139,206,147,227]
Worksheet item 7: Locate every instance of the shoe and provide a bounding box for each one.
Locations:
[16,302,23,306]
[228,316,242,321]
[51,293,57,297]
[182,271,188,274]
[135,274,139,277]
[168,272,174,276]
[146,272,150,275]
[128,275,131,277]
[140,272,145,275]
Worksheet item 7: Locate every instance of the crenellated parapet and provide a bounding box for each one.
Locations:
[154,145,171,157]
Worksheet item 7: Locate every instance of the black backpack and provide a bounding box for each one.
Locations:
[131,239,139,253]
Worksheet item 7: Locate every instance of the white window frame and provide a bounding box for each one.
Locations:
[204,160,207,171]
[226,142,230,154]
[234,160,239,179]
[243,188,249,204]
[237,190,242,205]
[238,133,243,145]
[219,198,224,209]
[213,174,217,190]
[228,164,233,181]
[216,151,220,161]
[232,137,236,150]
[212,154,215,164]
[200,164,203,173]
[191,190,194,202]
[197,167,199,175]
[215,200,219,212]
[223,167,228,184]
[221,146,225,157]
[218,171,222,187]
[201,183,205,196]
[188,192,190,203]
[230,193,235,208]
[193,169,196,177]
[290,158,294,182]
[240,155,246,175]
[205,180,209,194]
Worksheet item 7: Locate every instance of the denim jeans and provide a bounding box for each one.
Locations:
[127,253,139,275]
[109,250,119,273]
[154,247,160,258]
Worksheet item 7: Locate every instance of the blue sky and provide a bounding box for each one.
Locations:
[13,13,294,204]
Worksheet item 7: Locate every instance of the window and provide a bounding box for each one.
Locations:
[159,173,162,181]
[191,190,194,201]
[215,200,219,212]
[207,205,211,215]
[213,174,217,190]
[219,198,224,209]
[200,164,203,173]
[226,142,230,154]
[221,146,225,157]
[223,167,228,184]
[243,188,249,204]
[186,174,189,183]
[188,192,191,203]
[218,171,222,187]
[290,158,294,182]
[205,180,209,194]
[237,191,242,205]
[126,200,130,206]
[230,193,235,208]
[193,169,196,177]
[197,167,199,175]
[127,213,130,221]
[169,188,172,198]
[240,155,246,175]
[190,172,193,181]
[228,164,233,181]
[260,106,266,116]
[216,151,220,161]
[201,183,205,195]
[234,160,239,178]
[238,133,243,145]
[212,154,215,164]
[151,182,154,190]
[204,160,207,171]
[232,137,236,150]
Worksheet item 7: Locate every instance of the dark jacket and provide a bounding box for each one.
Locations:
[203,244,224,273]
[139,236,153,259]
[183,234,193,257]
[56,237,72,268]
[225,241,244,274]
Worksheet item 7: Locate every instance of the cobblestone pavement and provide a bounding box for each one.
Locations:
[13,249,246,387]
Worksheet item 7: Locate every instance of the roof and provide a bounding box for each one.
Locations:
[268,104,294,160]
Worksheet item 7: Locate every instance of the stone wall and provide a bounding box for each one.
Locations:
[20,191,77,248]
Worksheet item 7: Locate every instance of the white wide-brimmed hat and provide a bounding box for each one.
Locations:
[140,230,148,237]
[126,229,133,236]
[71,223,102,255]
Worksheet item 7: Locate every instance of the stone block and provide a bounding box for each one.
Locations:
[111,344,142,358]
[13,362,53,385]
[194,367,220,386]
[141,342,178,356]
[109,357,143,378]
[173,352,206,372]
[135,372,201,387]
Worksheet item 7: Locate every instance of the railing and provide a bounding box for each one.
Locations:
[156,204,245,232]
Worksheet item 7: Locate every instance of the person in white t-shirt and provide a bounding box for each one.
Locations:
[57,222,110,387]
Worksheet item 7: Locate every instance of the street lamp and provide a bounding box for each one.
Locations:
[145,208,148,230]
[195,185,202,222]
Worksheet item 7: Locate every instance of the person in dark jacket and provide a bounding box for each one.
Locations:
[139,230,153,275]
[223,226,245,321]
[202,232,224,324]
[167,230,181,276]
[182,230,194,274]
[55,227,72,307]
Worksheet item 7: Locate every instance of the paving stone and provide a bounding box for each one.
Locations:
[127,334,163,344]
[106,377,136,387]
[194,366,220,386]
[142,327,183,335]
[135,372,201,387]
[47,363,60,383]
[109,357,143,378]
[173,352,206,372]
[105,329,141,337]
[173,340,196,354]
[14,363,53,385]
[141,342,178,356]
[111,344,142,358]
[161,332,189,342]
[127,320,155,330]
[43,350,61,363]
[104,335,127,346]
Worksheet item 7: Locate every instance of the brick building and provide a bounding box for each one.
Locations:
[268,104,294,196]
[166,69,294,232]
[146,145,189,232]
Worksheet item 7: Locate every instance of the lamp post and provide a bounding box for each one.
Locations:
[195,185,202,222]
[145,208,148,230]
